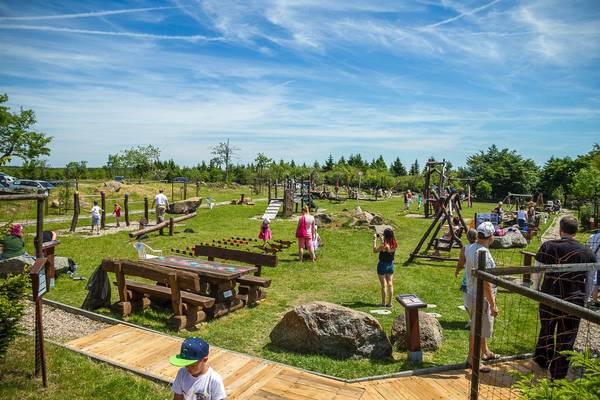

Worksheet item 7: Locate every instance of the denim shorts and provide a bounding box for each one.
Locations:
[377,261,394,275]
[92,215,100,226]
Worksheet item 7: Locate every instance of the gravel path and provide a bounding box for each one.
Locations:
[19,301,111,343]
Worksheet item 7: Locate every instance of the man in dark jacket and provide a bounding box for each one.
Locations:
[533,216,597,379]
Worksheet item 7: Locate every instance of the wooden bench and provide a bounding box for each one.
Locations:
[101,258,214,331]
[194,244,277,276]
[236,275,271,307]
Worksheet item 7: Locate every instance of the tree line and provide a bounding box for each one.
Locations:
[2,93,599,210]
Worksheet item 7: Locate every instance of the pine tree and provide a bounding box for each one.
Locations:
[390,157,407,176]
[409,159,420,175]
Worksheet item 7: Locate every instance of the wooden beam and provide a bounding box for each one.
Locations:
[194,244,278,268]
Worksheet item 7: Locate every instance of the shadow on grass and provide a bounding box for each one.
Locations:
[440,319,470,331]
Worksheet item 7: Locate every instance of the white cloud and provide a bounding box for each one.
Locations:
[0,6,179,21]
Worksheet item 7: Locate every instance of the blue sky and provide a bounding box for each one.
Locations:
[1,0,599,168]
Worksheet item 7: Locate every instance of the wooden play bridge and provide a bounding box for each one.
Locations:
[65,323,535,399]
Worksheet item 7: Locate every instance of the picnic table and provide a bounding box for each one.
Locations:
[143,255,257,318]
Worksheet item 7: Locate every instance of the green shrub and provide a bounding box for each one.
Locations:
[0,272,30,359]
[578,204,594,229]
[511,351,600,399]
[475,180,493,200]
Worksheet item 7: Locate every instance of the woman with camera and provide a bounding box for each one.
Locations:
[373,228,397,307]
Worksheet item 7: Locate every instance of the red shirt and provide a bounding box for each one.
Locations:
[114,206,121,217]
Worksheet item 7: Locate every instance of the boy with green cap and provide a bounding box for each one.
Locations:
[169,337,226,400]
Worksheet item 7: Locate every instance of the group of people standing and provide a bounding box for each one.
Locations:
[456,216,598,377]
[403,190,423,211]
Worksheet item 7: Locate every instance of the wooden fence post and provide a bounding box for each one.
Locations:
[169,217,174,236]
[144,196,149,222]
[195,180,199,198]
[69,192,79,232]
[100,191,106,229]
[124,193,130,226]
[183,182,187,200]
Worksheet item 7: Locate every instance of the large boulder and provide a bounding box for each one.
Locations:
[352,207,374,225]
[168,197,202,214]
[490,230,528,249]
[370,214,385,225]
[50,199,60,209]
[390,311,443,352]
[269,301,392,360]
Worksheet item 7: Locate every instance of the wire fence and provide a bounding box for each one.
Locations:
[469,247,600,400]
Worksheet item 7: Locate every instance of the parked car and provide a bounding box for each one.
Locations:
[35,180,56,190]
[114,176,125,182]
[172,177,189,183]
[8,179,48,193]
[0,172,16,188]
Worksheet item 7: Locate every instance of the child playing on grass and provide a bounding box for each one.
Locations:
[258,217,272,246]
[312,224,321,252]
[91,201,103,235]
[169,337,226,400]
[113,203,121,227]
[372,228,397,308]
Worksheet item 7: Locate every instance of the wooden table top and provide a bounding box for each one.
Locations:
[144,255,256,280]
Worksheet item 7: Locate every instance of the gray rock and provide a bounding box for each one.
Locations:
[168,197,202,214]
[370,224,395,236]
[51,199,60,209]
[390,311,443,351]
[490,230,528,249]
[370,214,384,225]
[104,181,121,192]
[269,301,392,360]
[315,213,333,224]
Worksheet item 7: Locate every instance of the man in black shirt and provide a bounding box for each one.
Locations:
[533,216,597,379]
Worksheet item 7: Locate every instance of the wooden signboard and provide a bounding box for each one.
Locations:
[30,258,48,387]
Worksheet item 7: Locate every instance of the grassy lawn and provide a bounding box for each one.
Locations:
[0,336,171,400]
[8,189,559,379]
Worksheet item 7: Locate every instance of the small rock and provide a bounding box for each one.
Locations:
[168,197,202,214]
[391,311,443,351]
[104,181,121,192]
[490,230,528,249]
[51,199,60,209]
[315,213,333,224]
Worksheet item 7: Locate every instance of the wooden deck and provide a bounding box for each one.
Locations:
[66,324,538,399]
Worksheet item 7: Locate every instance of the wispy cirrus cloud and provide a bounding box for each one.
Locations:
[0,6,179,21]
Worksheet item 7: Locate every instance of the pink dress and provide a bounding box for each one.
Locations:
[259,223,272,240]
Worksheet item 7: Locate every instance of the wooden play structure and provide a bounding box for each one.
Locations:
[265,176,318,219]
[422,159,473,218]
[502,193,533,212]
[407,192,468,263]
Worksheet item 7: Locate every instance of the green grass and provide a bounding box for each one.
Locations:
[12,194,560,379]
[0,336,171,400]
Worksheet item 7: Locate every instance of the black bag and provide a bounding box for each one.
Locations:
[81,265,111,310]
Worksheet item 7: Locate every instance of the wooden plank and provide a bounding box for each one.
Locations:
[195,245,278,268]
[66,324,129,348]
[230,364,285,399]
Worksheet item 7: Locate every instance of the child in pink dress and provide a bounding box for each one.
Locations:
[258,217,272,245]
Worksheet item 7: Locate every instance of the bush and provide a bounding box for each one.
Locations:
[512,351,600,399]
[578,204,594,230]
[0,272,30,359]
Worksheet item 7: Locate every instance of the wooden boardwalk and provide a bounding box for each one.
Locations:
[66,324,537,399]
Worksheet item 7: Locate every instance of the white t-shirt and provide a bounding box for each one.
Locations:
[172,367,226,400]
[91,205,101,218]
[155,193,168,207]
[517,210,527,220]
[303,215,315,236]
[464,243,496,305]
[586,232,600,290]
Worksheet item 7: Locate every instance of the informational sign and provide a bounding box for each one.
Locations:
[37,267,47,298]
[223,290,233,299]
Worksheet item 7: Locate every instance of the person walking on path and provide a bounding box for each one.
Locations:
[465,221,500,372]
[533,216,597,379]
[90,201,103,235]
[295,205,316,262]
[113,203,122,227]
[372,228,397,308]
[153,189,169,231]
[169,337,226,400]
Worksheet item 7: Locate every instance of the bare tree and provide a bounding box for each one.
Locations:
[211,139,238,182]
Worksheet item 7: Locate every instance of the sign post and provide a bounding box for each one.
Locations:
[30,258,49,387]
